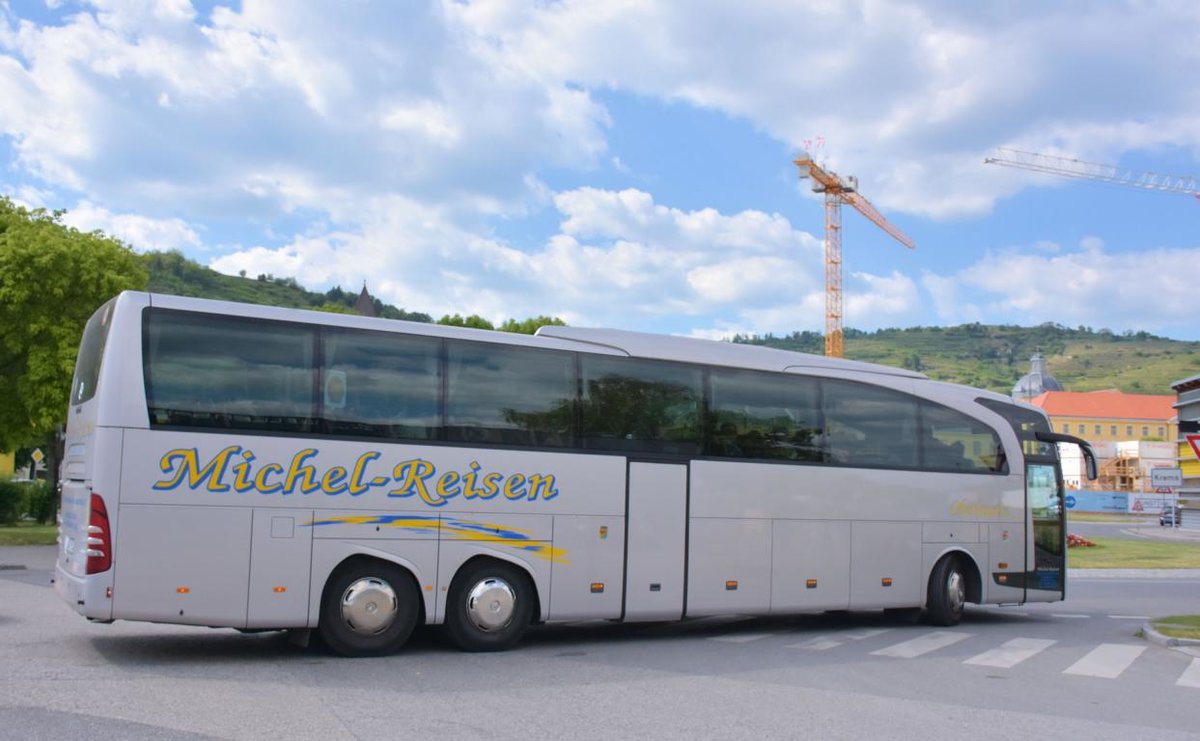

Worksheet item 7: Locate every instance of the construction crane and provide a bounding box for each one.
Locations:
[794,154,916,358]
[984,147,1200,196]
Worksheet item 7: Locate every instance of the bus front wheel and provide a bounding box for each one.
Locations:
[926,556,966,626]
[319,559,420,657]
[444,560,534,652]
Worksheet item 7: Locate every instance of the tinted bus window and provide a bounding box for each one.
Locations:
[920,402,1006,473]
[580,356,702,455]
[321,329,441,440]
[445,340,575,447]
[145,311,316,432]
[71,299,116,405]
[709,369,825,461]
[823,381,918,468]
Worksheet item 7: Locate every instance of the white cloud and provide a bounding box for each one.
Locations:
[925,239,1200,335]
[60,200,202,252]
[2,1,1199,342]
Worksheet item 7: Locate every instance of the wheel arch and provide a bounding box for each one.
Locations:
[321,553,427,627]
[447,553,543,626]
[928,547,983,605]
[309,541,436,628]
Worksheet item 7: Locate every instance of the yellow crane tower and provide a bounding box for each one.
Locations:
[794,154,916,358]
[984,148,1200,196]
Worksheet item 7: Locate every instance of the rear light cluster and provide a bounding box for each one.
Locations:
[85,493,112,574]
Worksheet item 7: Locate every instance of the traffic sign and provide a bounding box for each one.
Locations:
[30,448,44,464]
[1150,467,1183,488]
[1188,434,1200,461]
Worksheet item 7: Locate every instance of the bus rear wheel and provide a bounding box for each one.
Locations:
[319,559,420,657]
[926,556,966,626]
[444,560,534,652]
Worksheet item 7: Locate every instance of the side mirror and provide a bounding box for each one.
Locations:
[1034,431,1098,481]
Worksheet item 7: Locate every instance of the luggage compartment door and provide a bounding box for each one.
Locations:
[623,461,687,622]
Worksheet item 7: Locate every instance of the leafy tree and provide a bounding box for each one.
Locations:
[498,315,566,334]
[0,198,147,451]
[438,313,496,330]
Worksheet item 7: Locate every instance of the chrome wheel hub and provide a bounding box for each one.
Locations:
[465,577,516,632]
[340,577,398,635]
[947,570,965,613]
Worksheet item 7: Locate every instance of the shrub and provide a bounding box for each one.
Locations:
[25,481,56,524]
[0,479,22,525]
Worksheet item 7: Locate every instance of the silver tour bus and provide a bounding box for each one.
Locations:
[55,292,1095,656]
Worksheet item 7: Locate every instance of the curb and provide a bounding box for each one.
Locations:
[1142,622,1200,648]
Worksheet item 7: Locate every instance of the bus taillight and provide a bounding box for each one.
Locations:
[85,493,112,574]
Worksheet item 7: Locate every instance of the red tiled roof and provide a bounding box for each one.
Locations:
[1028,390,1175,421]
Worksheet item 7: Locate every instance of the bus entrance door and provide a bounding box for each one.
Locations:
[623,461,688,621]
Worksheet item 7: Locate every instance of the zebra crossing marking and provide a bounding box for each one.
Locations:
[1177,658,1200,689]
[870,631,971,659]
[1063,644,1145,679]
[711,632,774,643]
[786,627,894,651]
[963,638,1056,668]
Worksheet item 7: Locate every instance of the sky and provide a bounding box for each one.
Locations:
[2,0,1199,342]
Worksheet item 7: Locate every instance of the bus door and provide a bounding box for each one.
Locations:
[1028,431,1096,598]
[623,461,688,621]
[1026,461,1065,595]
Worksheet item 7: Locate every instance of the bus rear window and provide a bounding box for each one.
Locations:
[71,299,116,405]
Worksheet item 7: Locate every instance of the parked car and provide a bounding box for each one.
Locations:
[1160,505,1182,527]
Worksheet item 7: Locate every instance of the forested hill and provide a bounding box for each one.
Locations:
[734,326,1200,396]
[143,250,432,322]
[144,250,1198,397]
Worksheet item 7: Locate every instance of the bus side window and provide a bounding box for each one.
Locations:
[579,356,702,455]
[920,402,1005,473]
[320,329,442,441]
[707,369,823,462]
[822,381,918,469]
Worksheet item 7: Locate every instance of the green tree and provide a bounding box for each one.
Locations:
[498,315,566,334]
[0,198,147,451]
[438,313,495,330]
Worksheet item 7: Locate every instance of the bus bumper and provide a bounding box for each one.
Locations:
[54,562,114,621]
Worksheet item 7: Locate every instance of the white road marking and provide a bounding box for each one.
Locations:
[963,638,1056,668]
[870,631,971,659]
[711,632,773,643]
[1107,615,1151,620]
[787,635,842,651]
[787,628,892,651]
[1063,644,1145,679]
[842,628,894,641]
[1178,658,1200,689]
[1052,613,1091,619]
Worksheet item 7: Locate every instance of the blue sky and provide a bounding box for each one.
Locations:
[2,0,1199,340]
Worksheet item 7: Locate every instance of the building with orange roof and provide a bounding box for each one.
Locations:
[1028,389,1178,494]
[1028,389,1176,443]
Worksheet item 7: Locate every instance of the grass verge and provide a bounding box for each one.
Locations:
[0,523,57,546]
[1152,615,1200,640]
[1068,536,1200,569]
[1067,512,1155,524]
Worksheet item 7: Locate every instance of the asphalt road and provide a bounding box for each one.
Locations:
[2,547,1198,740]
[1066,515,1200,542]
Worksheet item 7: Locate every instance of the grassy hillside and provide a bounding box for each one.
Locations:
[143,250,432,322]
[735,324,1200,396]
[145,250,1198,396]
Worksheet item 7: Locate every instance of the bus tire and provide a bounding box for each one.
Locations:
[444,560,534,652]
[926,556,966,626]
[319,559,420,657]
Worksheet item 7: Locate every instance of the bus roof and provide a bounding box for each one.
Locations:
[537,326,925,380]
[137,291,925,380]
